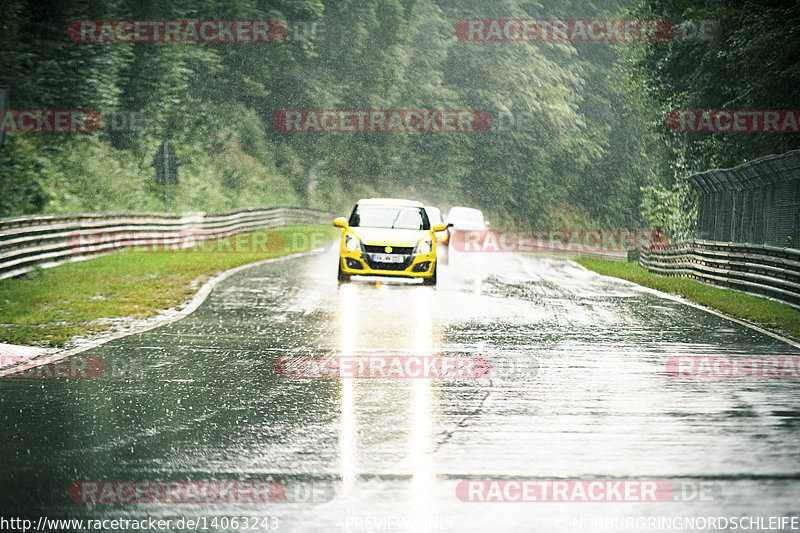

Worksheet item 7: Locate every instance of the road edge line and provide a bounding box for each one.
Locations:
[0,249,322,375]
[572,260,800,350]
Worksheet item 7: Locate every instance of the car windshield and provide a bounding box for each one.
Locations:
[349,205,429,230]
[425,207,443,225]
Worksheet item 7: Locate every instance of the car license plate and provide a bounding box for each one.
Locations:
[372,253,404,263]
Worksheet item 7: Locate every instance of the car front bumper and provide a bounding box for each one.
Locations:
[339,248,437,278]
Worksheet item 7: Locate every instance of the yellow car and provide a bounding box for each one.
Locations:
[334,198,449,286]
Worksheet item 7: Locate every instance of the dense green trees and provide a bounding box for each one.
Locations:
[622,0,800,237]
[1,0,792,234]
[0,0,638,226]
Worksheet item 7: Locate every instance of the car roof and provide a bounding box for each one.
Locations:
[357,198,424,207]
[448,206,482,215]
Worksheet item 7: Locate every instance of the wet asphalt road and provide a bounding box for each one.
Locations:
[2,247,800,532]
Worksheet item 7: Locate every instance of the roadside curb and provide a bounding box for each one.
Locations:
[0,249,322,376]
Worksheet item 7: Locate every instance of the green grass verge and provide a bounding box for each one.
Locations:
[0,225,339,347]
[576,258,800,341]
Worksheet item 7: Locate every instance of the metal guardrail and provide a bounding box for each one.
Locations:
[639,240,800,309]
[0,207,331,280]
[688,149,800,247]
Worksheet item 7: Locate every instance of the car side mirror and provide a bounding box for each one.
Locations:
[432,224,447,232]
[446,223,454,229]
[333,217,348,228]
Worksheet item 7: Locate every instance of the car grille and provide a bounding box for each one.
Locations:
[363,245,414,255]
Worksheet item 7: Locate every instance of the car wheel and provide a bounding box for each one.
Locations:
[337,261,350,282]
[422,264,437,286]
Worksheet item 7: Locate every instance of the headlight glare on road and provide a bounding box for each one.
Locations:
[345,233,360,251]
[416,236,433,255]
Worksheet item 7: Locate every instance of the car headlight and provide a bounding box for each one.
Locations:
[344,233,360,251]
[416,236,433,255]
